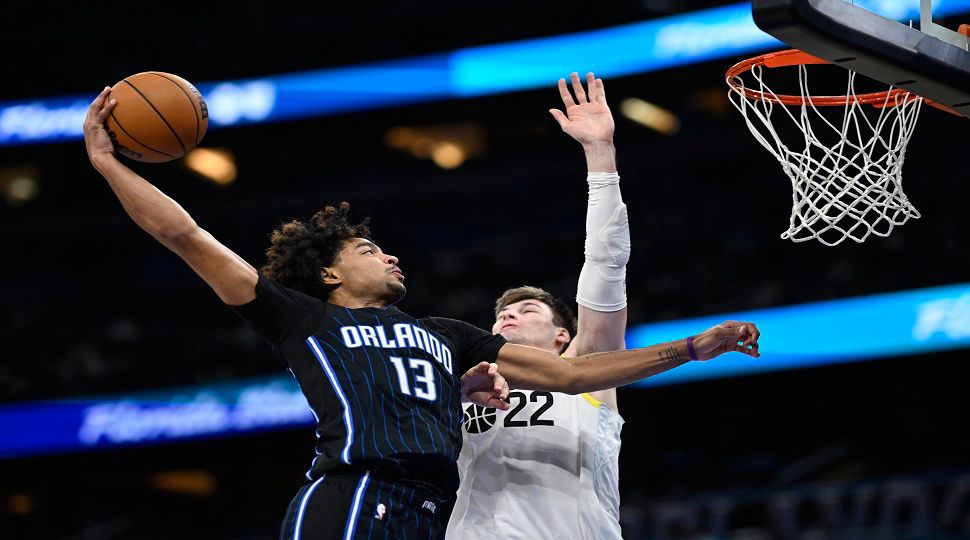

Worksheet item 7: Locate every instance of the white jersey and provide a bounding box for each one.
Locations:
[447,390,624,539]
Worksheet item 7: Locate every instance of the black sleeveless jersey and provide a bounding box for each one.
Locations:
[229,275,506,496]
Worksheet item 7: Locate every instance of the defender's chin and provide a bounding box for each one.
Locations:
[499,330,524,344]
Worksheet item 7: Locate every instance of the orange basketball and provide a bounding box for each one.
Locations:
[105,72,208,163]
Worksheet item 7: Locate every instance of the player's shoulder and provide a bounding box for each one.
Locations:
[419,315,462,327]
[419,316,487,335]
[259,274,325,307]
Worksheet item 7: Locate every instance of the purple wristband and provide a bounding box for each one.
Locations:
[686,335,698,361]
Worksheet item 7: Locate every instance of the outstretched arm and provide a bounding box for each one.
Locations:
[497,320,761,393]
[552,72,629,359]
[84,87,258,305]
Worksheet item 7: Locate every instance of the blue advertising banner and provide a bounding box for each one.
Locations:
[0,375,313,459]
[628,282,970,386]
[2,281,969,458]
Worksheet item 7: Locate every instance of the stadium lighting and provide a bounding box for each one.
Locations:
[619,97,681,135]
[184,148,238,186]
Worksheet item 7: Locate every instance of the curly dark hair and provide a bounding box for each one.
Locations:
[261,202,372,300]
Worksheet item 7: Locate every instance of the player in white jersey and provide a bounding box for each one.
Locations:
[448,72,630,539]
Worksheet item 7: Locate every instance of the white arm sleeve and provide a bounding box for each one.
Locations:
[576,171,630,312]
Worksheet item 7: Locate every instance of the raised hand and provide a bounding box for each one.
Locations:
[549,72,615,146]
[460,362,510,411]
[83,87,118,164]
[693,320,761,361]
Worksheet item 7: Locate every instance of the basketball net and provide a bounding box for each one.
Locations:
[727,51,923,246]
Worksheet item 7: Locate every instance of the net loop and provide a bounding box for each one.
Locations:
[726,49,922,246]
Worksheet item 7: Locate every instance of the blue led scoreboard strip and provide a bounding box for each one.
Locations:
[2,1,968,146]
[627,282,970,386]
[0,375,314,458]
[2,281,970,458]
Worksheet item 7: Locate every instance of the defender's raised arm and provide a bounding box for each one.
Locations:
[83,87,258,306]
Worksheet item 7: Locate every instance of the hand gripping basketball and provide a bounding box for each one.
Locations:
[692,321,761,361]
[84,72,209,163]
[83,87,119,164]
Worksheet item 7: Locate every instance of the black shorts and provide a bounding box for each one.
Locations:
[280,470,447,540]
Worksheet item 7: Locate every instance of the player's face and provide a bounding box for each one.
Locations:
[332,238,406,304]
[492,299,566,351]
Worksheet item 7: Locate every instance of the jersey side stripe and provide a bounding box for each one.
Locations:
[343,471,372,540]
[306,336,355,464]
[321,338,372,459]
[293,474,327,540]
[329,327,386,459]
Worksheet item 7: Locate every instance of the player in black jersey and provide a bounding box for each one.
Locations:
[83,85,761,539]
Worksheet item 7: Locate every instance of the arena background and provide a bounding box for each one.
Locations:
[2,1,969,538]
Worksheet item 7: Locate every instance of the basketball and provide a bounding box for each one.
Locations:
[105,72,209,163]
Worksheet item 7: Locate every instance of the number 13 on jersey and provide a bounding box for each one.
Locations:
[389,356,437,401]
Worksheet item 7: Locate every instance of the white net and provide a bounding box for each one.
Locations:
[728,62,923,246]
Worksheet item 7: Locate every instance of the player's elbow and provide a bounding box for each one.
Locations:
[158,222,202,251]
[147,207,200,245]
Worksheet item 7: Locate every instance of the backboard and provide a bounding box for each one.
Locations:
[752,0,970,119]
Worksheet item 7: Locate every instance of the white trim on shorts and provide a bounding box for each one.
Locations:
[343,471,371,540]
[293,475,327,540]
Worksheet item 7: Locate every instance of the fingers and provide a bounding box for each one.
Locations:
[88,87,110,113]
[97,97,117,124]
[749,323,761,344]
[736,322,761,348]
[570,72,587,103]
[487,363,508,398]
[86,87,111,123]
[732,322,761,357]
[734,341,761,358]
[595,78,606,103]
[585,72,597,101]
[493,376,508,398]
[558,77,576,107]
[549,108,568,128]
[555,72,603,109]
[463,362,482,378]
[86,87,116,128]
[488,396,511,411]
